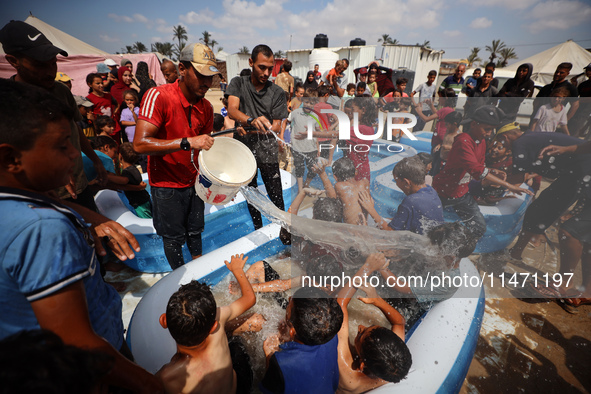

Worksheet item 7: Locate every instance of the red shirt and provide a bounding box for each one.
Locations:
[139,81,213,188]
[346,124,374,181]
[431,107,454,147]
[433,133,488,199]
[87,92,116,118]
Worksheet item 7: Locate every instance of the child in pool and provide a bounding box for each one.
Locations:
[317,156,369,226]
[378,222,478,330]
[260,286,343,394]
[157,254,256,394]
[343,97,377,181]
[358,156,443,235]
[336,253,411,393]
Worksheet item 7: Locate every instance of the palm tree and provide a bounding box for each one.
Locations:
[378,34,398,45]
[200,30,211,47]
[123,45,136,54]
[238,46,250,55]
[485,39,506,64]
[172,25,188,50]
[498,47,518,68]
[217,46,224,53]
[151,42,174,58]
[210,39,218,52]
[274,50,285,58]
[133,41,147,53]
[466,47,482,67]
[421,40,431,48]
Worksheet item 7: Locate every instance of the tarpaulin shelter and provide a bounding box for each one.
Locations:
[0,16,166,96]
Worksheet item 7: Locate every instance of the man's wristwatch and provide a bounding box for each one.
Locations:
[180,137,191,151]
[246,117,254,126]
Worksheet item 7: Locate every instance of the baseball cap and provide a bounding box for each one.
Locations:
[55,72,72,82]
[180,43,221,76]
[359,67,368,75]
[96,63,110,74]
[0,20,68,62]
[74,95,94,108]
[104,58,117,67]
[461,105,506,127]
[584,63,591,70]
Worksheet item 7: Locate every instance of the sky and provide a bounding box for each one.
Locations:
[1,0,590,66]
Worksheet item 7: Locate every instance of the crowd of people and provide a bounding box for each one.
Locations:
[0,17,590,393]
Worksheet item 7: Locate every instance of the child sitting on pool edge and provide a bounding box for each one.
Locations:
[260,286,343,393]
[336,253,411,393]
[157,254,255,394]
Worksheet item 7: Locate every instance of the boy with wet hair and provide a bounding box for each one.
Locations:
[157,254,255,394]
[261,286,343,393]
[378,222,478,330]
[359,156,443,234]
[336,253,411,392]
[320,156,370,225]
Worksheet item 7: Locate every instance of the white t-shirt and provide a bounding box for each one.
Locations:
[289,108,318,153]
[533,103,568,133]
[414,82,437,111]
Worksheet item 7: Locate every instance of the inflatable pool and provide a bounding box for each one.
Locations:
[400,131,433,153]
[371,171,533,253]
[127,223,484,392]
[94,170,296,273]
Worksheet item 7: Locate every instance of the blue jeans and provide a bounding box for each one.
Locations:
[151,186,204,269]
[440,193,487,240]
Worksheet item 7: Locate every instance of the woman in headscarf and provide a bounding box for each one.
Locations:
[302,70,318,91]
[135,61,157,102]
[496,63,534,121]
[110,66,138,106]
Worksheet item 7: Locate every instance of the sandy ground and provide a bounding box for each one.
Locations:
[105,88,590,393]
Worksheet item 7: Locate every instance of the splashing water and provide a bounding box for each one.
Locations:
[240,186,447,273]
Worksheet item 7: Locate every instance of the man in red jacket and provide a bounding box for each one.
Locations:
[432,105,533,239]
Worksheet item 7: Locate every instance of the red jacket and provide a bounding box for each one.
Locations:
[433,133,488,199]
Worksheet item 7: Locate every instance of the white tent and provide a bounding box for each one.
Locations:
[0,16,111,57]
[0,16,166,95]
[503,40,591,86]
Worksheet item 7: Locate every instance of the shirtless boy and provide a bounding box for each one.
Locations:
[318,156,370,225]
[157,254,255,394]
[336,253,411,393]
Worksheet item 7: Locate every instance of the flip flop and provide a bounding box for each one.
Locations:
[555,296,591,314]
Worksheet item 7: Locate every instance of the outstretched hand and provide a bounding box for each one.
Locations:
[225,253,249,273]
[92,220,140,261]
[363,252,388,272]
[358,190,375,211]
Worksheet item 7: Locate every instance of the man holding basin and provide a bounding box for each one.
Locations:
[134,43,219,270]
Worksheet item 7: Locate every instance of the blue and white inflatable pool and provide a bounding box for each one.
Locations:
[95,170,296,273]
[371,169,533,253]
[126,223,484,392]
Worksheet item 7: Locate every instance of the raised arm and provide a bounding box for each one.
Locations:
[358,285,405,340]
[133,119,214,155]
[337,253,388,308]
[220,254,255,324]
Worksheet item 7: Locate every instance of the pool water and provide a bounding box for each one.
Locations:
[210,252,391,386]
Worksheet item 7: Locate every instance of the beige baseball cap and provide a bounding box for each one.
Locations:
[180,43,221,76]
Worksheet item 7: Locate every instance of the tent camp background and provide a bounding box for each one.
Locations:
[503,40,591,86]
[0,16,166,96]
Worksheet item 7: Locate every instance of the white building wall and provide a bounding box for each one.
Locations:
[381,45,444,91]
[225,53,251,83]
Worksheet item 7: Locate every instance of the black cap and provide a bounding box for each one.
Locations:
[461,105,506,127]
[0,20,68,61]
